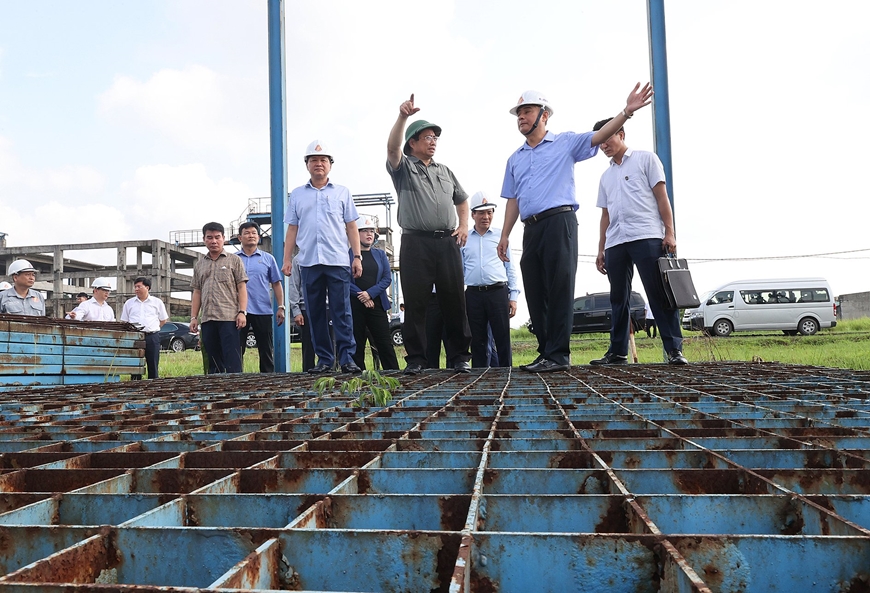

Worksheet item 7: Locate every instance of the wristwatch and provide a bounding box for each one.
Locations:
[353,254,362,260]
[238,310,247,315]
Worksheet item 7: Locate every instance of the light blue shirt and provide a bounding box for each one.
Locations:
[285,180,359,267]
[238,248,282,315]
[596,148,667,249]
[461,226,521,302]
[501,130,598,220]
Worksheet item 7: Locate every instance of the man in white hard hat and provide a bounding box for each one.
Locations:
[590,116,687,366]
[237,221,285,373]
[498,84,653,372]
[68,277,117,321]
[461,192,519,368]
[387,93,472,375]
[0,259,46,316]
[282,140,363,375]
[348,216,399,371]
[190,222,249,374]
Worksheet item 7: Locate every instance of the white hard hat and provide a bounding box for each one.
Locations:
[358,216,378,231]
[0,281,11,290]
[304,140,334,162]
[8,259,37,276]
[509,90,554,116]
[92,277,114,290]
[469,191,497,211]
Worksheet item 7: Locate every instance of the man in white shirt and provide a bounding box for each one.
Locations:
[121,276,169,379]
[68,277,116,322]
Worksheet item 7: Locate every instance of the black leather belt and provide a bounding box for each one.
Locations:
[522,205,574,225]
[467,282,507,292]
[403,229,455,239]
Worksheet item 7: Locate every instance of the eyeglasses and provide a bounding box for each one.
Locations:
[421,135,439,143]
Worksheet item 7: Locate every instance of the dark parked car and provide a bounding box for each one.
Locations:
[245,323,300,349]
[389,315,403,346]
[530,291,646,335]
[159,322,199,352]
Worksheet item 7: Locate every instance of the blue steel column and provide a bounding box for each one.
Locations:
[647,0,675,220]
[268,0,289,372]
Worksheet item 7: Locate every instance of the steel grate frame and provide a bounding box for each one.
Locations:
[0,363,869,592]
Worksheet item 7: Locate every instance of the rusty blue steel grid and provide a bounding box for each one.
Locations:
[0,362,869,591]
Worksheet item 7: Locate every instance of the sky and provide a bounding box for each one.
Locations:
[1,1,869,326]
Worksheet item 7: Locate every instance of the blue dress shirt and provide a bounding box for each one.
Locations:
[238,248,282,315]
[285,180,359,267]
[461,226,521,302]
[501,131,598,220]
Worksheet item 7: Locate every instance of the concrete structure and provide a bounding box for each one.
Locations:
[837,291,870,321]
[0,239,201,319]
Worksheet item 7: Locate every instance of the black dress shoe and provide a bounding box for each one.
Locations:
[307,363,332,374]
[453,361,471,373]
[341,362,362,374]
[520,355,544,371]
[403,363,424,375]
[523,358,569,373]
[668,350,688,365]
[590,352,628,365]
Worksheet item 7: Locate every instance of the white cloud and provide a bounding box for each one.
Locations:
[0,200,130,246]
[119,163,255,239]
[0,135,106,195]
[97,65,264,160]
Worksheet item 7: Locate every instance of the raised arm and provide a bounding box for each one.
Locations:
[387,93,420,170]
[591,83,654,146]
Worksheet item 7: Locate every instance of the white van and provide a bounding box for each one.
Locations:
[682,278,837,337]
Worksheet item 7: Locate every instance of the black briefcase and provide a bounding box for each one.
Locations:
[658,254,701,309]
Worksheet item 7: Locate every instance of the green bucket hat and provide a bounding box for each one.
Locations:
[403,119,442,155]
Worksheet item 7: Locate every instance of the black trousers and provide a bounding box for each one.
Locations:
[399,235,471,367]
[294,310,316,372]
[201,321,243,374]
[521,211,577,366]
[605,238,682,355]
[239,314,275,373]
[466,285,512,367]
[133,332,161,380]
[350,300,399,370]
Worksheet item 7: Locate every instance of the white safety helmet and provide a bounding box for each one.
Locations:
[509,90,554,116]
[469,191,497,212]
[92,277,114,291]
[0,281,11,290]
[8,259,37,276]
[304,140,334,163]
[358,216,378,232]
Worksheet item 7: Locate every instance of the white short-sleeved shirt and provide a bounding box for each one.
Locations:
[121,295,168,332]
[597,148,667,249]
[71,297,116,322]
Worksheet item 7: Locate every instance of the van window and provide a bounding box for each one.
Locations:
[594,295,611,310]
[741,287,829,305]
[709,291,733,305]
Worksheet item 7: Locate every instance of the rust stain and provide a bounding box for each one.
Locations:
[438,495,471,531]
[594,496,630,533]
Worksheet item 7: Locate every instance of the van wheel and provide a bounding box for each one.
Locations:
[783,330,798,336]
[798,317,819,336]
[712,319,733,337]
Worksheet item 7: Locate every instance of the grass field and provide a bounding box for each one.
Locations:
[156,318,870,377]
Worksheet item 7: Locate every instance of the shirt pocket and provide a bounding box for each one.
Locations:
[436,173,455,198]
[3,300,25,314]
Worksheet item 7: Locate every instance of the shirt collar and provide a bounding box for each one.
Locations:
[521,131,556,150]
[306,179,334,190]
[470,226,494,237]
[239,248,262,258]
[407,155,439,168]
[610,147,633,166]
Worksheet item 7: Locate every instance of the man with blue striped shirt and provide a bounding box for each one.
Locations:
[498,85,654,372]
[282,140,363,375]
[462,192,519,368]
